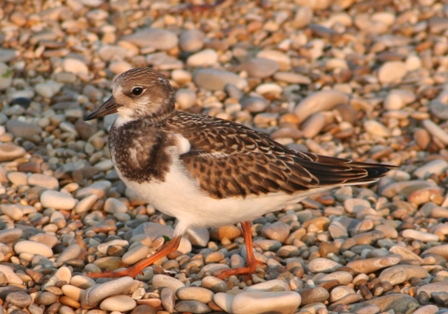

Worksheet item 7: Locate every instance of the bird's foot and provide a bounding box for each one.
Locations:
[213,260,264,280]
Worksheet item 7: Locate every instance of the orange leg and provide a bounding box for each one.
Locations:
[215,221,263,279]
[87,236,182,278]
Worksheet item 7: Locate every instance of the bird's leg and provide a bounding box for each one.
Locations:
[87,235,182,278]
[215,221,263,279]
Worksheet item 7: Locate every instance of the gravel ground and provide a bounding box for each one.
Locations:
[1,0,448,313]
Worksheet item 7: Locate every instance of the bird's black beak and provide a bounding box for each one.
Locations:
[84,96,122,121]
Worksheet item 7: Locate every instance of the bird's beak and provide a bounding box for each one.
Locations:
[84,96,122,121]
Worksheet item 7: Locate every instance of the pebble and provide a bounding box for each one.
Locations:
[422,119,448,145]
[298,287,330,305]
[63,58,89,76]
[236,58,279,78]
[378,61,407,84]
[214,291,301,314]
[152,274,185,292]
[6,291,32,308]
[364,120,391,137]
[346,254,402,274]
[187,49,218,67]
[41,190,77,210]
[177,286,214,304]
[81,277,134,308]
[261,221,290,242]
[0,143,26,162]
[175,301,211,313]
[175,89,196,110]
[28,174,59,190]
[6,120,42,138]
[414,160,448,179]
[0,228,23,243]
[179,29,205,52]
[402,229,439,242]
[35,80,63,98]
[161,287,175,313]
[0,63,12,90]
[308,258,342,273]
[193,69,248,90]
[14,240,53,258]
[100,295,136,312]
[56,244,82,266]
[294,90,349,124]
[123,28,178,50]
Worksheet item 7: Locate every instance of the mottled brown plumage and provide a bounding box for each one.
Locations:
[84,67,393,279]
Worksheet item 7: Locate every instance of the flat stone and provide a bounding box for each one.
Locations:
[35,81,62,98]
[41,190,77,210]
[123,28,178,50]
[28,174,59,190]
[187,49,218,67]
[152,275,185,292]
[228,291,301,314]
[414,160,448,179]
[0,143,26,162]
[6,291,32,308]
[236,58,279,78]
[56,244,82,267]
[179,29,205,52]
[346,254,402,274]
[63,58,89,75]
[14,240,53,258]
[193,69,247,91]
[76,181,112,199]
[100,295,136,312]
[349,294,419,312]
[308,258,342,273]
[81,277,134,308]
[174,300,211,313]
[6,120,42,138]
[378,61,407,84]
[0,228,23,243]
[261,222,290,243]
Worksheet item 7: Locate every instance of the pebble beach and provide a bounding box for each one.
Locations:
[1,0,448,313]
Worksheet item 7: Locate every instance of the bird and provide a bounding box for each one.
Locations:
[84,67,393,279]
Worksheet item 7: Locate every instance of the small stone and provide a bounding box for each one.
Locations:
[364,120,391,137]
[346,254,402,274]
[308,258,342,273]
[378,61,407,84]
[152,275,185,292]
[414,160,448,179]
[193,69,247,91]
[0,204,23,220]
[0,143,26,162]
[241,97,269,113]
[236,58,279,78]
[63,58,89,76]
[179,29,205,52]
[6,291,32,308]
[177,286,214,304]
[14,240,53,258]
[56,244,82,267]
[100,295,136,312]
[160,287,175,313]
[35,81,62,98]
[28,174,59,190]
[35,292,58,305]
[261,222,290,242]
[0,63,12,90]
[76,181,112,199]
[378,266,408,286]
[175,89,196,110]
[81,277,134,308]
[6,120,42,138]
[187,49,218,67]
[174,300,211,313]
[123,28,178,50]
[202,276,228,293]
[121,244,150,265]
[215,291,301,314]
[41,190,77,210]
[0,228,23,243]
[402,229,439,242]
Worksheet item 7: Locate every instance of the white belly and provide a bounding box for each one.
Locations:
[116,154,328,236]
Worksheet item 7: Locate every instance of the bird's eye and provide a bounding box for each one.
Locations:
[131,87,143,96]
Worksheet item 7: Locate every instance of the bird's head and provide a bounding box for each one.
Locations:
[84,67,174,125]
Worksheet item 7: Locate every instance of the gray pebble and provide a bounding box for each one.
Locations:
[174,300,211,313]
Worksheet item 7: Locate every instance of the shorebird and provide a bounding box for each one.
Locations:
[84,67,393,279]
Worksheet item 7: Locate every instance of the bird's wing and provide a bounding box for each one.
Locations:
[169,111,391,199]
